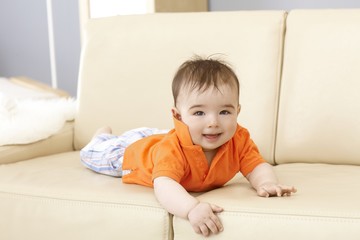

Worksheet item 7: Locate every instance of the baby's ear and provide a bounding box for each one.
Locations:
[237,104,241,115]
[171,108,182,120]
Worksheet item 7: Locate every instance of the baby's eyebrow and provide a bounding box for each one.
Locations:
[189,104,205,110]
[222,104,236,109]
[189,104,236,110]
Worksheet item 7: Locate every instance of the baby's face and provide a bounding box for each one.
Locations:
[173,84,240,153]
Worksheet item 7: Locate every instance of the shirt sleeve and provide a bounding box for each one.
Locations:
[237,128,266,177]
[151,137,186,183]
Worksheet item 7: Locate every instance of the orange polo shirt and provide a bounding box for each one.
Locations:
[122,118,265,192]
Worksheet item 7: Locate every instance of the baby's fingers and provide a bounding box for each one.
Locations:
[274,185,283,197]
[271,185,297,197]
[199,224,210,237]
[279,185,297,196]
[210,214,224,233]
[258,184,297,197]
[257,187,270,197]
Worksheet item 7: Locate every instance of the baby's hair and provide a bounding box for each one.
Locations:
[172,55,240,106]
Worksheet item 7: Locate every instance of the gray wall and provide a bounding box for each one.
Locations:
[209,0,360,10]
[52,0,81,96]
[1,1,360,97]
[0,0,52,87]
[0,0,80,96]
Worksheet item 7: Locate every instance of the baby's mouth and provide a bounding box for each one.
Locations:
[203,133,222,140]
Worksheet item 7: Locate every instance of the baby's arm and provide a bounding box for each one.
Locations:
[246,163,297,197]
[153,176,223,237]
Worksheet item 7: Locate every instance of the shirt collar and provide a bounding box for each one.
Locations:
[173,117,194,146]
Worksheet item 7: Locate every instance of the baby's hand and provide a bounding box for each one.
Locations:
[187,202,224,237]
[257,183,297,197]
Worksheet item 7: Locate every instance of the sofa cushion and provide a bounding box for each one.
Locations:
[173,163,360,239]
[0,121,74,164]
[74,11,287,164]
[276,9,360,165]
[0,152,171,240]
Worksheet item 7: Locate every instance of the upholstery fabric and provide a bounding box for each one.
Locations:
[75,11,287,164]
[276,10,360,165]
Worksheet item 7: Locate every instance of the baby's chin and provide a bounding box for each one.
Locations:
[201,145,222,153]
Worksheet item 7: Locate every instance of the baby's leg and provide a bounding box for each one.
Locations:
[93,126,112,137]
[80,127,169,177]
[80,133,124,177]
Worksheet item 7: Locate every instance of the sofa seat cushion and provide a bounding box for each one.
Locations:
[0,151,171,240]
[173,163,360,240]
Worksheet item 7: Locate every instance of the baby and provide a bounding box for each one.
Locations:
[80,56,296,237]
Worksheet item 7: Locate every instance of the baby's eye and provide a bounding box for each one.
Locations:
[220,110,231,115]
[194,111,205,116]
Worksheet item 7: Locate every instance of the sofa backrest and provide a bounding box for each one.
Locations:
[276,9,360,165]
[74,11,287,164]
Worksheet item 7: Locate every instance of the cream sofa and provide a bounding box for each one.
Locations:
[1,9,360,240]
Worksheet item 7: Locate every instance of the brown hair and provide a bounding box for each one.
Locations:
[172,56,240,106]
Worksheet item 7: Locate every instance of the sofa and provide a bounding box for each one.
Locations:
[1,9,360,240]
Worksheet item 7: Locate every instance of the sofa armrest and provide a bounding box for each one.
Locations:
[0,121,74,164]
[9,76,70,98]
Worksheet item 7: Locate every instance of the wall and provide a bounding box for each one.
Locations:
[52,0,81,96]
[0,0,52,87]
[1,1,360,97]
[209,0,360,10]
[0,0,80,96]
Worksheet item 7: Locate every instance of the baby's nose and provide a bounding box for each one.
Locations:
[207,115,219,128]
